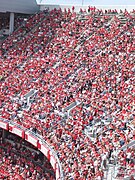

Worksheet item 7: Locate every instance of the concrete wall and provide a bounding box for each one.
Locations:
[0,0,39,14]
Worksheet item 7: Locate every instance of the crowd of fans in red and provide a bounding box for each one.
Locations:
[0,7,135,180]
[116,147,135,179]
[0,129,55,179]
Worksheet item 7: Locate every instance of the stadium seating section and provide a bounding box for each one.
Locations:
[0,129,55,179]
[0,7,135,179]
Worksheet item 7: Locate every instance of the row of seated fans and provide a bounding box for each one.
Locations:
[0,129,55,180]
[0,8,135,179]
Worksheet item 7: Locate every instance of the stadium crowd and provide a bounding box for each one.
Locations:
[0,129,55,179]
[0,7,135,179]
[116,147,135,179]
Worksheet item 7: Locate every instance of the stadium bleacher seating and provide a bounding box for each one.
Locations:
[0,7,135,179]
